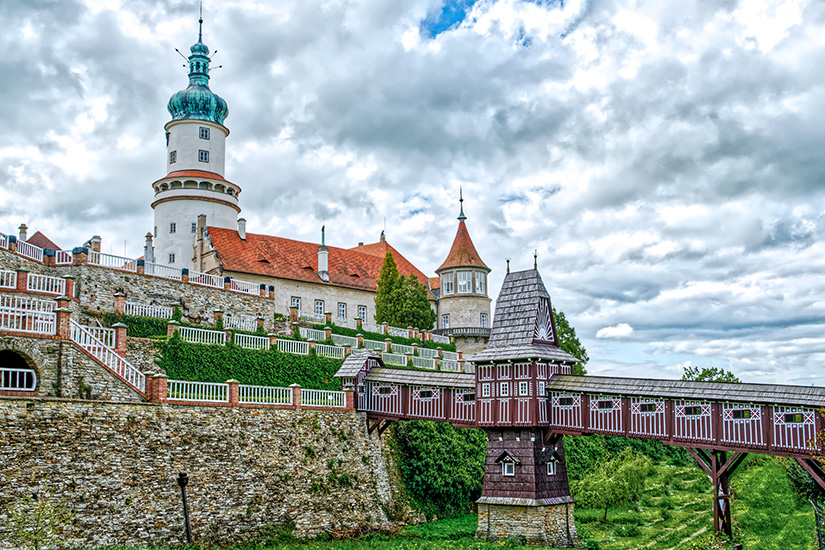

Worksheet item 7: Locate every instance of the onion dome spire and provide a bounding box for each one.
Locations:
[167,10,229,125]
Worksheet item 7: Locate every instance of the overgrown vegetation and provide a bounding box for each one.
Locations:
[4,480,73,550]
[314,323,458,352]
[573,448,652,521]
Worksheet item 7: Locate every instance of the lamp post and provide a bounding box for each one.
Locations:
[177,472,192,543]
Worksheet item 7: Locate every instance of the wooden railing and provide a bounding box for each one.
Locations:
[88,251,137,272]
[363,339,387,352]
[301,388,346,408]
[224,315,257,332]
[55,250,73,265]
[144,262,183,281]
[239,384,292,405]
[382,353,408,366]
[411,356,436,370]
[230,279,259,295]
[331,334,358,347]
[16,241,43,262]
[0,296,56,335]
[315,343,345,359]
[299,327,326,341]
[391,343,414,355]
[189,270,223,288]
[235,333,270,350]
[277,339,309,355]
[0,270,16,289]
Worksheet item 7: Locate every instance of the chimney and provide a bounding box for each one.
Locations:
[195,214,208,272]
[379,230,385,243]
[318,225,329,282]
[144,232,155,264]
[89,235,101,253]
[358,242,364,247]
[18,224,27,242]
[238,218,246,241]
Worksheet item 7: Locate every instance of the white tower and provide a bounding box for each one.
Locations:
[150,15,241,269]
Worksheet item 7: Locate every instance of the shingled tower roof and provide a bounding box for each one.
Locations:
[436,191,490,273]
[471,268,579,364]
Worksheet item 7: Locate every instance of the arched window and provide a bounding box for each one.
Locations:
[0,351,37,391]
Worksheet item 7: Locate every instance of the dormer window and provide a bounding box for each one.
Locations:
[502,462,515,476]
[199,127,210,140]
[198,150,209,163]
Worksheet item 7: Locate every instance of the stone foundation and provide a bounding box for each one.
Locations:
[477,498,579,547]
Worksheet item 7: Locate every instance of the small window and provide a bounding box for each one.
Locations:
[165,131,170,146]
[598,400,614,410]
[315,300,324,316]
[357,305,367,320]
[154,226,157,237]
[538,381,546,396]
[199,127,210,140]
[457,271,472,293]
[639,403,657,413]
[378,386,393,395]
[168,253,175,263]
[475,273,486,294]
[500,382,510,397]
[291,297,301,310]
[732,409,752,419]
[559,397,574,406]
[462,392,476,402]
[480,313,488,328]
[198,150,209,163]
[338,303,347,319]
[419,390,433,399]
[481,383,491,398]
[547,461,557,475]
[441,314,449,329]
[785,413,804,423]
[442,273,454,295]
[502,462,515,476]
[191,222,197,233]
[169,150,177,163]
[169,223,176,233]
[684,406,704,416]
[519,381,529,396]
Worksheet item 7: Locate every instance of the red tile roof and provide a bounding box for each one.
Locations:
[208,227,434,298]
[154,170,230,184]
[26,231,60,250]
[437,221,489,272]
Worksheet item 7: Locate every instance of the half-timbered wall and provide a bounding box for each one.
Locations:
[362,382,402,416]
[588,394,623,435]
[408,386,445,421]
[721,403,765,448]
[629,398,667,438]
[451,388,476,424]
[673,400,713,443]
[549,392,583,430]
[773,406,817,451]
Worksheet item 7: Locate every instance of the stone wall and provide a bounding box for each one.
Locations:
[477,502,578,547]
[0,397,404,548]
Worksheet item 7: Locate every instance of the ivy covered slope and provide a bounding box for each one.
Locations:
[155,338,342,391]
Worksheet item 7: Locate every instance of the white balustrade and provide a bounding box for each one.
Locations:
[442,350,459,361]
[189,270,223,288]
[26,273,65,296]
[239,384,292,405]
[298,311,326,324]
[419,347,439,359]
[362,339,387,352]
[391,343,414,355]
[315,343,345,359]
[299,327,326,341]
[440,360,460,372]
[0,367,37,391]
[88,251,137,272]
[16,241,43,262]
[411,356,436,370]
[230,279,260,295]
[167,379,228,402]
[432,333,450,344]
[125,302,173,319]
[463,362,475,374]
[0,296,56,335]
[144,262,183,280]
[70,320,144,392]
[387,325,408,337]
[1,295,56,313]
[0,270,16,289]
[361,321,383,334]
[83,326,115,348]
[331,334,358,347]
[0,233,7,249]
[55,250,73,265]
[178,326,226,345]
[381,352,408,366]
[277,339,310,355]
[336,318,358,329]
[301,388,345,408]
[235,333,270,350]
[224,315,257,332]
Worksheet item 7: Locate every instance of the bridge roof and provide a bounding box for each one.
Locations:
[549,375,825,408]
[364,367,475,389]
[334,349,383,378]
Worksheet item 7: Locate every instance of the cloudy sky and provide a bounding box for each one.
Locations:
[3,0,825,386]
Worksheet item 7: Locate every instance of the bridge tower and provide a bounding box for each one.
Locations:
[470,268,581,547]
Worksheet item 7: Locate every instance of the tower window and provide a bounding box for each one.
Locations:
[457,271,471,293]
[199,127,210,140]
[198,150,209,163]
[169,223,176,233]
[169,253,175,263]
[441,314,449,329]
[191,222,197,233]
[441,273,454,295]
[502,462,515,477]
[169,151,177,163]
[547,461,557,475]
[480,313,488,328]
[475,273,486,294]
[154,226,157,237]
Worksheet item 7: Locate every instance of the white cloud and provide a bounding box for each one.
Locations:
[596,323,634,339]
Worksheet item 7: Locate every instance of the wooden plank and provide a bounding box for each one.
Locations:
[796,458,825,492]
[687,447,712,476]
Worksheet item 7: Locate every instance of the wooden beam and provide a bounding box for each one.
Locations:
[367,418,383,436]
[796,458,825,492]
[688,448,712,476]
[377,419,394,436]
[717,452,747,478]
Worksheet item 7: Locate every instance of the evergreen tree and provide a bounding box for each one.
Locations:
[374,251,401,324]
[394,274,437,331]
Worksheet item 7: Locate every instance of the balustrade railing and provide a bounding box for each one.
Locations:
[167,379,228,403]
[88,251,137,272]
[298,311,326,324]
[1,295,56,313]
[235,333,270,351]
[55,250,73,265]
[230,279,259,294]
[178,326,226,346]
[0,367,37,391]
[391,343,414,355]
[144,262,183,280]
[239,384,292,405]
[361,321,383,334]
[16,241,43,262]
[125,302,173,319]
[432,333,450,344]
[411,356,436,370]
[224,315,257,332]
[463,362,475,374]
[26,273,65,296]
[381,352,408,366]
[299,327,326,341]
[362,339,387,352]
[440,360,460,372]
[442,350,459,361]
[336,318,358,329]
[0,270,16,289]
[82,326,115,348]
[70,320,144,392]
[387,325,408,337]
[301,388,346,408]
[331,334,358,348]
[418,347,439,359]
[0,296,56,335]
[315,343,345,359]
[278,339,309,355]
[189,270,223,288]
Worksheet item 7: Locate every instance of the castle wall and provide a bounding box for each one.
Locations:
[438,294,491,328]
[0,398,399,547]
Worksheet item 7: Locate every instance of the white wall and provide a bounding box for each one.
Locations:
[165,120,228,176]
[153,198,238,269]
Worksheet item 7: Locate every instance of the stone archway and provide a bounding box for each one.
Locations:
[0,336,51,394]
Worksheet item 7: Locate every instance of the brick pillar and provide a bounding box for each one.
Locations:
[15,268,28,292]
[72,247,88,266]
[113,292,126,316]
[152,373,168,403]
[227,379,240,406]
[437,346,443,358]
[259,284,266,297]
[458,351,463,360]
[62,276,76,299]
[412,343,419,355]
[356,317,363,331]
[324,326,333,340]
[289,306,298,323]
[309,341,316,352]
[291,321,300,337]
[407,326,415,339]
[181,268,189,283]
[167,320,181,338]
[382,322,389,335]
[450,336,455,344]
[214,309,224,324]
[224,330,233,344]
[223,276,232,291]
[356,333,364,348]
[290,383,302,409]
[268,285,275,299]
[113,322,128,357]
[344,388,355,411]
[406,353,413,365]
[143,372,155,400]
[324,311,332,324]
[55,299,72,339]
[343,345,351,356]
[384,338,392,352]
[7,235,16,254]
[256,316,265,331]
[435,358,441,371]
[269,334,278,348]
[136,259,145,276]
[43,249,56,267]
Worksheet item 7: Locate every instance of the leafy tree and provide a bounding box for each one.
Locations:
[374,252,402,325]
[572,447,652,521]
[681,365,740,383]
[554,307,588,375]
[4,480,73,550]
[394,274,437,331]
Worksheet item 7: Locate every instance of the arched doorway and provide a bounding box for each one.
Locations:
[0,350,38,391]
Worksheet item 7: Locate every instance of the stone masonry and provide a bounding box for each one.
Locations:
[477,501,578,547]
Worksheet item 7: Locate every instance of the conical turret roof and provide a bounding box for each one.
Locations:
[436,192,489,273]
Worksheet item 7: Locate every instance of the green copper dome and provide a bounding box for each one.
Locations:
[167,22,228,126]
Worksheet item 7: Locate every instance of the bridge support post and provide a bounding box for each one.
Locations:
[688,448,747,540]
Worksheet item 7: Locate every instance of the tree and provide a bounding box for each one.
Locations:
[395,274,437,331]
[4,480,73,550]
[681,365,740,383]
[554,307,588,375]
[374,252,401,325]
[572,447,652,521]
